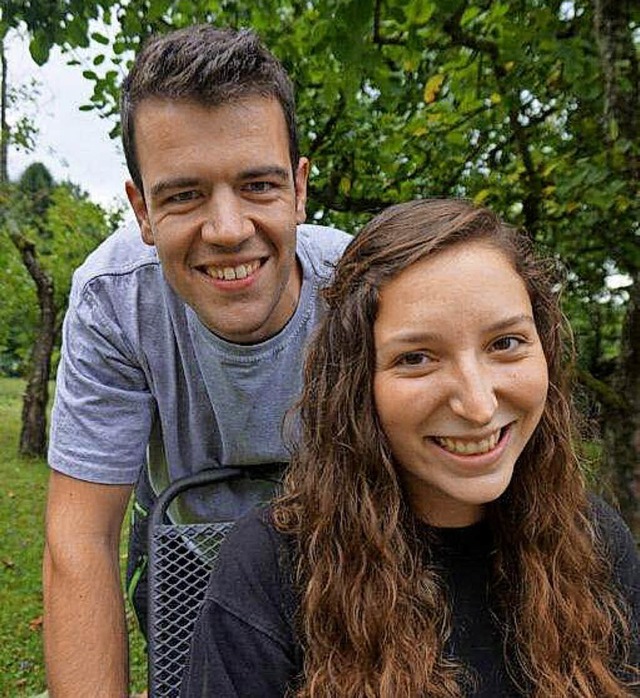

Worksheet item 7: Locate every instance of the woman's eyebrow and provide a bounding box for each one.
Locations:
[484,314,536,333]
[377,330,445,348]
[376,314,535,350]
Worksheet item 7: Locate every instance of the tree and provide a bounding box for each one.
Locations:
[70,0,638,530]
[1,36,7,181]
[0,1,123,457]
[6,0,639,528]
[592,0,640,534]
[6,168,57,457]
[0,164,115,456]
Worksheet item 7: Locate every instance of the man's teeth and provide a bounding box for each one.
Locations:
[204,260,260,280]
[434,429,501,455]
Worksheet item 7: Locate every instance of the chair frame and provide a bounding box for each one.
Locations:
[147,467,244,697]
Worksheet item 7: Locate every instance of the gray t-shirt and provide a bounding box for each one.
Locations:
[48,220,350,521]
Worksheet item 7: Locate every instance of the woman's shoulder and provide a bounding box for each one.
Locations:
[217,504,287,556]
[205,505,298,621]
[587,494,639,597]
[588,495,637,556]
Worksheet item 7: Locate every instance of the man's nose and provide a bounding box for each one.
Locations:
[200,191,254,249]
[448,358,498,426]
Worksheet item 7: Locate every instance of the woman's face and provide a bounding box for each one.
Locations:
[373,240,549,527]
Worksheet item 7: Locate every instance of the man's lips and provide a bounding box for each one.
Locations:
[197,259,262,281]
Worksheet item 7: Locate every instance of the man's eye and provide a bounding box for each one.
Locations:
[168,190,199,203]
[245,181,274,193]
[491,336,524,352]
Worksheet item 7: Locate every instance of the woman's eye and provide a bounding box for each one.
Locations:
[397,351,431,367]
[491,336,523,352]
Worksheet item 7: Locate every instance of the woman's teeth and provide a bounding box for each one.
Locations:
[433,429,502,455]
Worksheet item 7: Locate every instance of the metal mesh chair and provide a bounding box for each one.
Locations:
[147,468,244,697]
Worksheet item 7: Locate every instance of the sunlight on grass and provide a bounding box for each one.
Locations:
[0,378,147,696]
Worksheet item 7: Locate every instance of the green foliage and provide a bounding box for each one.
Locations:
[6,0,637,383]
[0,168,114,376]
[66,1,637,250]
[19,162,54,216]
[2,76,41,156]
[0,378,147,696]
[0,233,38,375]
[0,1,111,64]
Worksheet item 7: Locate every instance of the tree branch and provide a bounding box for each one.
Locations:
[574,365,629,411]
[372,0,405,46]
[442,8,543,235]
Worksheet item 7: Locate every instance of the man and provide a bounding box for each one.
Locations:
[43,25,350,695]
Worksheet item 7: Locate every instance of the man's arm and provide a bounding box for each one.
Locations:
[43,470,134,697]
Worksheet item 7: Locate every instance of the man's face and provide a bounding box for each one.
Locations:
[126,96,309,344]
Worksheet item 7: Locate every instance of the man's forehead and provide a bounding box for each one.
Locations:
[133,94,288,128]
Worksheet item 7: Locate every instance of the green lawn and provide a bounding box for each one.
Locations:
[0,377,147,697]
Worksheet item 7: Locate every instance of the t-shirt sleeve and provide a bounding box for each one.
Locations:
[180,508,300,697]
[48,276,155,484]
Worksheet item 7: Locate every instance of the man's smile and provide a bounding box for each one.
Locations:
[198,259,262,281]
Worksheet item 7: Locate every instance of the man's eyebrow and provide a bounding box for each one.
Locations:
[148,166,291,198]
[149,177,201,198]
[239,165,291,181]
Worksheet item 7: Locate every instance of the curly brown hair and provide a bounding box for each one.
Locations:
[274,198,638,697]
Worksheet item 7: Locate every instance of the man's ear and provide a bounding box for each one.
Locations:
[125,180,154,246]
[294,157,310,224]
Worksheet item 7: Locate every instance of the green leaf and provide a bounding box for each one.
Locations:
[405,0,435,24]
[91,32,110,45]
[28,34,51,66]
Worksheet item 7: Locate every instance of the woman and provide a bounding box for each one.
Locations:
[181,199,639,697]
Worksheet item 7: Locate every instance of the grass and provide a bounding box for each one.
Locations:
[0,377,147,697]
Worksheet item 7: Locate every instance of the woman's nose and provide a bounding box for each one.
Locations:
[448,358,499,426]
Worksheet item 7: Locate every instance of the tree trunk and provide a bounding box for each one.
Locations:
[7,223,56,458]
[601,276,640,536]
[593,0,640,536]
[1,37,8,183]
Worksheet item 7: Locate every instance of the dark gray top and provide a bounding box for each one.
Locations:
[181,497,640,696]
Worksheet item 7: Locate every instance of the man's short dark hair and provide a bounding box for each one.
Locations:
[121,24,300,193]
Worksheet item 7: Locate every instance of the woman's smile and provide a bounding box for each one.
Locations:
[430,424,506,456]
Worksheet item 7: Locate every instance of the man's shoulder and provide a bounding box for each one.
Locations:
[72,219,160,293]
[296,223,351,278]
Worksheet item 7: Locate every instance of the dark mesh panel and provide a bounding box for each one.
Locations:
[148,521,234,696]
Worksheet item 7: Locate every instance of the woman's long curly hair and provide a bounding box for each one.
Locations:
[274,199,638,697]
